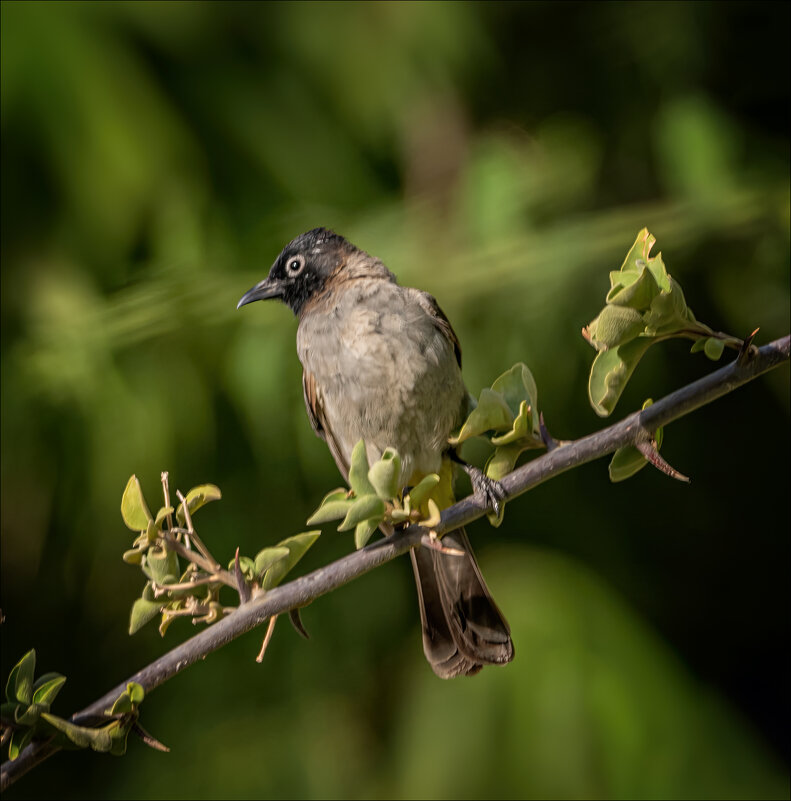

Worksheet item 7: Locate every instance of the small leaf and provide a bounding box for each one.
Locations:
[354,518,380,550]
[14,701,48,726]
[8,649,36,705]
[7,727,34,761]
[145,518,160,544]
[252,546,290,581]
[107,693,133,717]
[121,476,153,531]
[588,337,655,417]
[227,555,256,577]
[306,499,355,525]
[389,508,412,523]
[129,584,163,635]
[584,304,645,350]
[126,681,146,706]
[609,445,649,482]
[421,499,441,529]
[337,495,386,532]
[317,487,349,505]
[122,548,145,565]
[485,442,529,481]
[348,440,375,496]
[154,505,173,526]
[262,531,321,590]
[41,713,114,753]
[703,337,725,360]
[491,362,539,420]
[490,400,534,446]
[449,388,514,445]
[142,547,180,586]
[606,263,661,310]
[407,474,440,507]
[32,674,66,707]
[175,484,222,525]
[367,448,402,500]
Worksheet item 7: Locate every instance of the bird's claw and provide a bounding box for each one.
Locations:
[463,464,507,517]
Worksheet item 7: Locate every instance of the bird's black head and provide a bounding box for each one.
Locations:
[237,228,355,316]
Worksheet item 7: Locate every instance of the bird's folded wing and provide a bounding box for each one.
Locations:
[302,368,350,479]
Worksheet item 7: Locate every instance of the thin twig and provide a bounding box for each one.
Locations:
[256,616,278,662]
[162,533,237,590]
[2,334,788,791]
[175,491,215,565]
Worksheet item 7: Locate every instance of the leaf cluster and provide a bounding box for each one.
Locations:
[2,650,149,760]
[582,228,743,417]
[307,441,443,549]
[121,474,320,637]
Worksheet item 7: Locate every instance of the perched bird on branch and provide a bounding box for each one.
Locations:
[237,228,513,677]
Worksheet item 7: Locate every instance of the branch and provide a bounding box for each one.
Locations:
[2,334,788,790]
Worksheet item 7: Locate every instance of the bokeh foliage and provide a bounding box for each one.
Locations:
[1,2,788,798]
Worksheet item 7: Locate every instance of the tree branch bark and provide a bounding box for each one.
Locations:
[2,334,788,790]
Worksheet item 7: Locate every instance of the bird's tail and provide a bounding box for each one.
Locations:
[410,526,514,678]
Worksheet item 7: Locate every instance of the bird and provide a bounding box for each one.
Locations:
[237,227,514,678]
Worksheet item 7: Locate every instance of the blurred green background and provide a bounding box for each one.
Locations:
[2,1,789,798]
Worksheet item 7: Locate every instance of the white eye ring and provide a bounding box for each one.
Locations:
[286,255,305,275]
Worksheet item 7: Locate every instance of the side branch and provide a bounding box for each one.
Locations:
[2,334,788,790]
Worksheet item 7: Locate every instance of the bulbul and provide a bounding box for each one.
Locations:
[238,228,514,678]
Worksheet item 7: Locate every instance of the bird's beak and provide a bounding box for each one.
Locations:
[237,276,285,309]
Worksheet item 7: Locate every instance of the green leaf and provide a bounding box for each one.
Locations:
[307,499,355,526]
[122,548,145,565]
[407,474,440,507]
[449,388,514,445]
[15,701,48,727]
[367,448,402,500]
[491,362,539,420]
[106,683,143,716]
[485,442,529,482]
[145,518,160,544]
[337,495,386,532]
[176,484,222,525]
[348,440,375,496]
[7,649,36,705]
[228,555,255,577]
[262,531,321,590]
[154,505,173,526]
[703,337,725,360]
[490,400,534,446]
[142,547,180,586]
[121,475,153,531]
[127,682,144,706]
[643,274,695,336]
[129,583,163,635]
[584,304,645,350]
[354,518,380,550]
[41,713,114,752]
[588,337,655,417]
[7,727,34,760]
[608,445,649,482]
[252,546,290,581]
[606,263,661,310]
[32,674,66,707]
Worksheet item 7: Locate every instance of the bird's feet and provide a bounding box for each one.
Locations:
[465,465,507,518]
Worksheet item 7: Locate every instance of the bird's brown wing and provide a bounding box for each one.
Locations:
[414,291,462,368]
[302,368,350,479]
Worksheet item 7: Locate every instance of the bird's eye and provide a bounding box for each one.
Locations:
[286,255,305,275]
